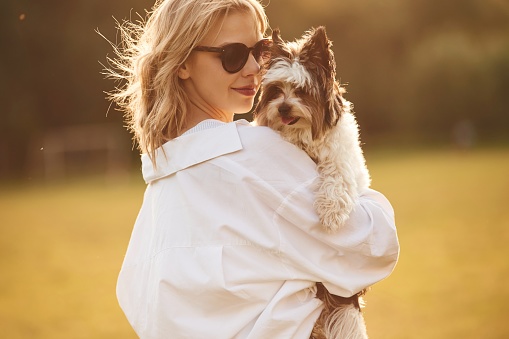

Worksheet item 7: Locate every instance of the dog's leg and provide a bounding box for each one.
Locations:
[312,283,368,339]
[314,161,355,232]
[315,112,370,232]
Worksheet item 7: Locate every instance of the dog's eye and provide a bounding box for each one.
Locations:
[267,85,283,98]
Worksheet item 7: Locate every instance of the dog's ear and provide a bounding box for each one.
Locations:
[303,27,341,134]
[300,26,335,78]
[272,28,283,46]
[270,28,291,59]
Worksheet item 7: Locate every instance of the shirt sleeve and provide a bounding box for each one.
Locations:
[275,183,400,297]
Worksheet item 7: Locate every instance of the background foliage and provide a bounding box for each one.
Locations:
[1,0,508,177]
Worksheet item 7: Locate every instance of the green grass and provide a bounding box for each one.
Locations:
[1,146,508,338]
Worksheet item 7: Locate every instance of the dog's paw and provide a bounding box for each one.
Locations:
[315,175,356,232]
[315,192,353,232]
[317,207,351,233]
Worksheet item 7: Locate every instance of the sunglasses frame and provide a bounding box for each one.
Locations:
[193,39,272,74]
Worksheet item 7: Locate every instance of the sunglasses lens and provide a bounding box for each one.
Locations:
[222,43,249,73]
[221,40,273,73]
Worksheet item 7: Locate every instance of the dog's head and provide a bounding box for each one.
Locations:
[255,26,346,141]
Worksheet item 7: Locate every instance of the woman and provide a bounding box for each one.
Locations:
[109,0,399,338]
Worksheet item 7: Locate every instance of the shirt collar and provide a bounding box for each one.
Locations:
[141,119,249,183]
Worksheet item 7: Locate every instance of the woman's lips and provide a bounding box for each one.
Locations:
[232,86,257,96]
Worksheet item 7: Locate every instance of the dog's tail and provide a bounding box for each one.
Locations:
[324,304,368,339]
[313,283,369,339]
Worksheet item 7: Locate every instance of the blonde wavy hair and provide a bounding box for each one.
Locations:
[105,0,268,160]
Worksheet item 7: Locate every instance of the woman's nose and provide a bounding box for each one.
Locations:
[242,53,261,76]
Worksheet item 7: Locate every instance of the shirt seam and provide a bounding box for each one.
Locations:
[273,176,317,280]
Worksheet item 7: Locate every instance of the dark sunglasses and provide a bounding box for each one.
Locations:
[193,39,272,74]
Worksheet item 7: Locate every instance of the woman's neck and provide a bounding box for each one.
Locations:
[179,102,233,136]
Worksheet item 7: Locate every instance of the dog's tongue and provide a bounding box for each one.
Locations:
[281,116,298,125]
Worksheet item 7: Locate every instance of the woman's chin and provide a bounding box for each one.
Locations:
[233,103,256,115]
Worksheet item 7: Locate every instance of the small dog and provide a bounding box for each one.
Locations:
[254,27,371,339]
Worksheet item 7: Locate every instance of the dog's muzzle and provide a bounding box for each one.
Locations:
[278,104,300,125]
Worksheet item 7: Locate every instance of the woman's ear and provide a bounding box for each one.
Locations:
[178,62,190,80]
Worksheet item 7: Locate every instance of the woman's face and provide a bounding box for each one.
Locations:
[178,11,263,122]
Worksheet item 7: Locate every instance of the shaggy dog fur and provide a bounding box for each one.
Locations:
[254,27,371,339]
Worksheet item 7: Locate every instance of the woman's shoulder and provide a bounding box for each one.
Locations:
[234,119,279,140]
[235,120,303,154]
[233,120,317,177]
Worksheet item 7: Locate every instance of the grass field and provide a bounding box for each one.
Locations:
[1,146,508,338]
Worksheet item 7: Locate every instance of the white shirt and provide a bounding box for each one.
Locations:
[117,119,399,339]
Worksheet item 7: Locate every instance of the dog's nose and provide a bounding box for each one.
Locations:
[278,103,291,116]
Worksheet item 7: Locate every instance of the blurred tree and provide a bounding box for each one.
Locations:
[1,0,508,178]
[1,0,153,177]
